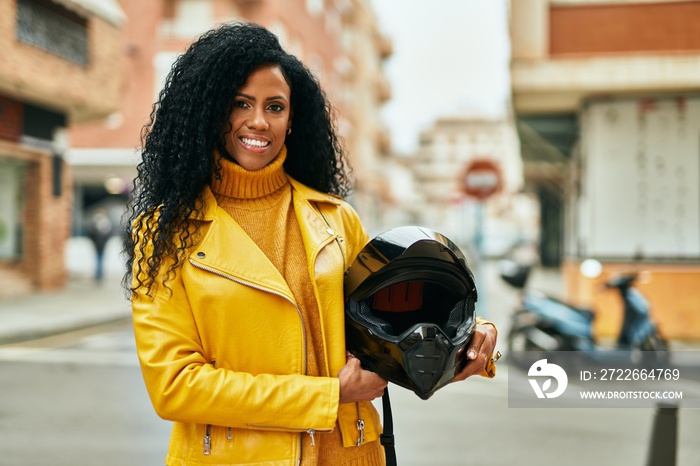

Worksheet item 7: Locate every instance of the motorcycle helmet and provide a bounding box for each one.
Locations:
[344,226,478,400]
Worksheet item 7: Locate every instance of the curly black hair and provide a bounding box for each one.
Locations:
[123,22,352,296]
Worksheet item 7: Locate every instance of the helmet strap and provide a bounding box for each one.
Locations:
[380,386,397,466]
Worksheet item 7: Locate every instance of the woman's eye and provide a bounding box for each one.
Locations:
[268,104,284,112]
[234,100,249,109]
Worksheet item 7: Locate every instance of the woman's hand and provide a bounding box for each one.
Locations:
[453,323,498,382]
[337,352,388,403]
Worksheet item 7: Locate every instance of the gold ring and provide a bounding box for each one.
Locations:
[491,351,502,365]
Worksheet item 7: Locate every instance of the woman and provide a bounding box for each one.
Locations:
[124,22,497,466]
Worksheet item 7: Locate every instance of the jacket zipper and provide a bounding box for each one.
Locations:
[203,424,212,455]
[247,423,332,435]
[189,260,307,374]
[311,207,355,453]
[201,363,234,451]
[203,360,217,455]
[189,259,309,460]
[356,403,365,446]
[247,424,332,455]
[318,207,365,447]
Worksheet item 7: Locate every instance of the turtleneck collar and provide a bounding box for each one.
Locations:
[210,145,289,200]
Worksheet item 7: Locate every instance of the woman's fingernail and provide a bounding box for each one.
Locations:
[468,350,476,359]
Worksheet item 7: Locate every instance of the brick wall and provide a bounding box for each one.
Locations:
[0,141,73,296]
[550,2,700,56]
[71,0,163,148]
[0,0,124,123]
[29,154,73,290]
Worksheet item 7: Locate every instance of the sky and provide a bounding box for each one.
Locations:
[371,0,511,154]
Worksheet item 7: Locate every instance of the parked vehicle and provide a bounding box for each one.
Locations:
[500,259,668,362]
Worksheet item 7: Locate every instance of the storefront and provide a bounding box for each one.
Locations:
[0,95,72,297]
[0,160,25,261]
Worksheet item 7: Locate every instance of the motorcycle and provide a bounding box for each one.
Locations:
[500,259,668,362]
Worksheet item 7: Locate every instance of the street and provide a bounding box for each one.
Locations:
[0,320,171,465]
[1,318,700,465]
[2,1,700,465]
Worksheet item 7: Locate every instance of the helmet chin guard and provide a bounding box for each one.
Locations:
[344,226,478,400]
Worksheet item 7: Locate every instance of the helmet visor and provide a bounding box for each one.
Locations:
[352,280,474,341]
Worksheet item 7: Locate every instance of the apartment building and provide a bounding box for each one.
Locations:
[383,115,526,256]
[510,0,700,338]
[0,0,124,296]
[68,0,392,251]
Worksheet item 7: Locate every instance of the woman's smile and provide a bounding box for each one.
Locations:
[238,134,272,152]
[223,65,292,170]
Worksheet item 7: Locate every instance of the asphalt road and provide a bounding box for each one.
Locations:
[0,320,171,465]
[1,310,699,465]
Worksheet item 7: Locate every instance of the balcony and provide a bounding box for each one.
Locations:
[16,0,88,65]
[0,0,125,123]
[511,54,700,113]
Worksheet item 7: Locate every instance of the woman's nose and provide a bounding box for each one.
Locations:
[247,107,269,130]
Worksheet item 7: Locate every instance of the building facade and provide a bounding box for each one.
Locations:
[0,0,124,297]
[68,0,393,270]
[386,115,527,257]
[510,0,700,339]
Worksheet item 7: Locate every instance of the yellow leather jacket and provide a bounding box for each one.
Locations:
[132,178,380,465]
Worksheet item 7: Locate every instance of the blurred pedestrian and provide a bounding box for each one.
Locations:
[85,208,113,283]
[123,22,497,466]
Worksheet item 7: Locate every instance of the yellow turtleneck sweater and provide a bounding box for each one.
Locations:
[210,147,385,466]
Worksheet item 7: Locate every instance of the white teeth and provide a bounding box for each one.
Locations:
[241,137,270,148]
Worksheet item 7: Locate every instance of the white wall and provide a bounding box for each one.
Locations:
[578,97,700,258]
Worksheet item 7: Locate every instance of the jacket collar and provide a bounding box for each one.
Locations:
[288,178,343,207]
[190,176,342,221]
[187,176,343,301]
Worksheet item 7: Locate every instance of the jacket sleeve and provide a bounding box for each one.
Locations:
[338,201,370,266]
[131,224,340,431]
[475,316,499,378]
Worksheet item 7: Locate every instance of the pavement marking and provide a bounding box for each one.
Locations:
[0,346,140,367]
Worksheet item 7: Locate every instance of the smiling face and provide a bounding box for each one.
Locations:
[223,65,292,171]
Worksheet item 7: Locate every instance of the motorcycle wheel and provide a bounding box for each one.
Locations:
[631,331,670,366]
[641,331,669,351]
[506,325,539,370]
[644,331,670,365]
[507,325,571,353]
[507,325,540,353]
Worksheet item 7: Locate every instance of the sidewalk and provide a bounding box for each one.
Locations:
[0,275,130,345]
[2,260,698,349]
[3,259,525,346]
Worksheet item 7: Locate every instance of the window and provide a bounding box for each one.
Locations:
[160,0,213,38]
[16,0,88,66]
[306,0,324,16]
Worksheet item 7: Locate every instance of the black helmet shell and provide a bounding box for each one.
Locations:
[344,226,478,399]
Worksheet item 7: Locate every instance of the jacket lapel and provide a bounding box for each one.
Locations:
[187,182,342,301]
[190,181,348,383]
[188,186,294,301]
[289,178,342,269]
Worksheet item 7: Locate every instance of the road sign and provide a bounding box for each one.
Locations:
[462,159,502,200]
